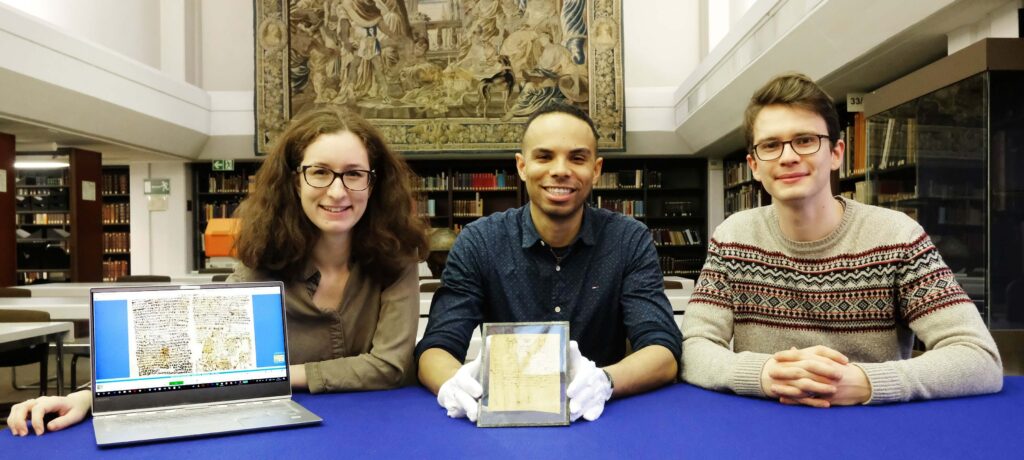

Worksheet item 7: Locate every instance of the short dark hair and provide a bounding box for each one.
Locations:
[743,72,841,149]
[522,102,599,147]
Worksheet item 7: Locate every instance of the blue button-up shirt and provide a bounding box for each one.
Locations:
[415,205,682,367]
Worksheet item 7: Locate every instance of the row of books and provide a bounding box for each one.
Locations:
[18,175,65,186]
[17,213,69,225]
[842,115,988,179]
[104,231,130,253]
[451,171,517,190]
[18,271,69,285]
[102,173,130,195]
[416,173,448,191]
[417,198,438,217]
[725,184,767,215]
[839,112,867,178]
[658,256,703,278]
[595,197,644,217]
[650,228,702,246]
[452,195,483,217]
[206,173,254,193]
[201,200,242,221]
[103,260,130,282]
[15,187,61,197]
[103,203,130,224]
[724,161,754,187]
[594,170,643,189]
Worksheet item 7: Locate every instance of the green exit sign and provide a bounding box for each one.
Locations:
[212,159,235,171]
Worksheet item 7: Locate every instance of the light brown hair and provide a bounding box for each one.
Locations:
[235,107,427,285]
[743,72,841,149]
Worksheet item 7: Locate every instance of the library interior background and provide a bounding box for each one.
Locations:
[0,0,1022,406]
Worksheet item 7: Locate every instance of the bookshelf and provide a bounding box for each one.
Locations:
[723,152,770,217]
[13,148,103,284]
[0,133,13,286]
[190,161,259,270]
[861,38,1024,329]
[406,159,523,232]
[406,157,708,279]
[101,166,131,281]
[595,158,708,279]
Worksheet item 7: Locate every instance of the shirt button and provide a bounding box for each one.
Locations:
[554,306,561,313]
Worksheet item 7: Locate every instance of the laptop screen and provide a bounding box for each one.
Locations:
[91,283,292,412]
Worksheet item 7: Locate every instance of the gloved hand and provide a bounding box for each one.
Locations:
[436,353,483,422]
[566,340,613,422]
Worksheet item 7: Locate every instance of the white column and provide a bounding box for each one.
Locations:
[129,162,192,276]
[947,0,1022,54]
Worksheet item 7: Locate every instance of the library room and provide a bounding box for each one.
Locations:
[1,0,1022,456]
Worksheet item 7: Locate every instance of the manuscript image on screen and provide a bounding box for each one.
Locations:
[126,294,257,377]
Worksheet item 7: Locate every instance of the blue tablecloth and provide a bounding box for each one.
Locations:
[4,378,1022,459]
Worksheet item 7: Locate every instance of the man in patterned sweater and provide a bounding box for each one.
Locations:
[681,73,1002,406]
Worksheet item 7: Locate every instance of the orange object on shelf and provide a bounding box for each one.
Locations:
[204,218,240,257]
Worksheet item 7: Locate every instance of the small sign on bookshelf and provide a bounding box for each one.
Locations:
[212,159,235,172]
[846,93,865,112]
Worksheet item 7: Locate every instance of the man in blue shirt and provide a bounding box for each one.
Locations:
[416,103,682,422]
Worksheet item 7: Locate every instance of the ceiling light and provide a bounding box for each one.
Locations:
[14,160,70,169]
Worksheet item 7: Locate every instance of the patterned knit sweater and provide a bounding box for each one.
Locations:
[681,197,1002,404]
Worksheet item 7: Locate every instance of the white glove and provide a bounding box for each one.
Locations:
[436,354,483,422]
[566,340,613,422]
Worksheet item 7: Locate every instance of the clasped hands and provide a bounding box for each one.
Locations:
[760,345,871,408]
[437,340,612,422]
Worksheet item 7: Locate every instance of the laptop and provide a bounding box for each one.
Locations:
[89,282,322,446]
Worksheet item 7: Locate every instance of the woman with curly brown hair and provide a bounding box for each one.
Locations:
[8,107,428,436]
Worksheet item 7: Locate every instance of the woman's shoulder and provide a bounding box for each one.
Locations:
[226,264,271,282]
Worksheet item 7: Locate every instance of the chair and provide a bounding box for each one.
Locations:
[66,340,90,392]
[0,310,51,397]
[0,287,32,297]
[117,275,171,282]
[212,274,229,282]
[419,281,441,293]
[663,280,683,290]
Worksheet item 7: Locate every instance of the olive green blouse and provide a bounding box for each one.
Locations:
[229,260,419,393]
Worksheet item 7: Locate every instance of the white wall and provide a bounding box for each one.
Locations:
[0,0,161,69]
[623,0,701,89]
[199,0,253,91]
[129,162,192,276]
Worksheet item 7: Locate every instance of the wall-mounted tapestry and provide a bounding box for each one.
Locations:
[255,0,624,154]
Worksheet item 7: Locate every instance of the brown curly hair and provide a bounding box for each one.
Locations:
[235,107,428,286]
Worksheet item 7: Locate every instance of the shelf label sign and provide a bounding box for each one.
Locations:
[144,178,171,195]
[82,180,96,201]
[212,160,235,172]
[846,93,865,112]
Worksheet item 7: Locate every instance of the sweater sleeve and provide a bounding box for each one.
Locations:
[856,229,1002,404]
[305,262,420,392]
[680,238,772,398]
